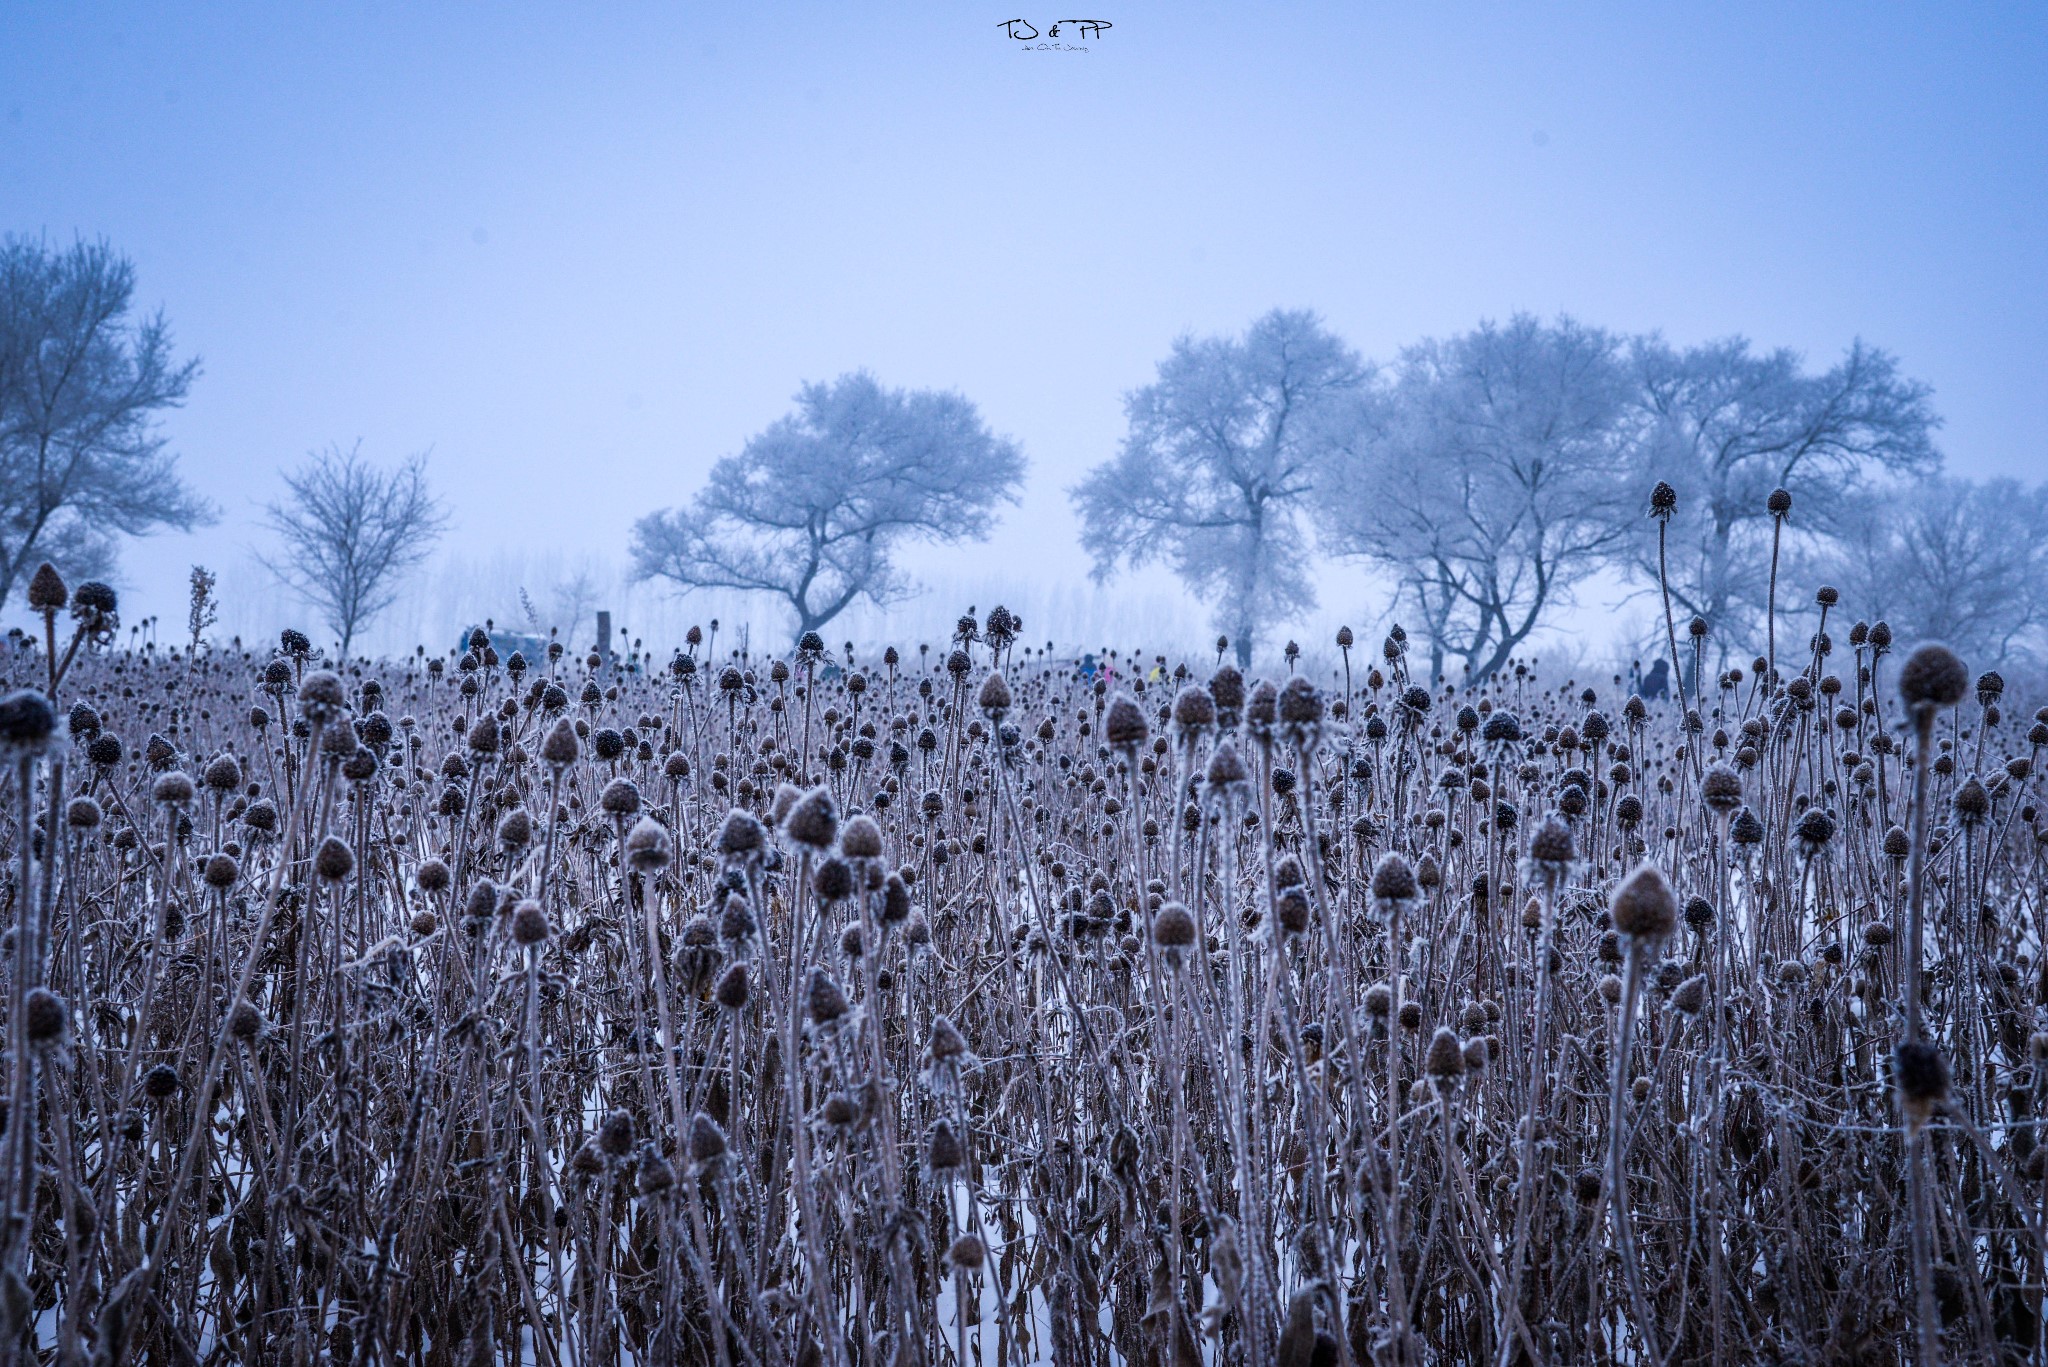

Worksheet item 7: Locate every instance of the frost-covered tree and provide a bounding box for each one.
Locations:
[631,372,1024,641]
[1071,309,1367,666]
[1628,336,1938,651]
[261,443,450,656]
[1815,475,2048,667]
[1320,315,1637,681]
[0,237,212,609]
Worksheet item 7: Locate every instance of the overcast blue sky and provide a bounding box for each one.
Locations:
[4,2,2044,653]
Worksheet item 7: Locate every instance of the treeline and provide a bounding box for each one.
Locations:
[1074,311,2002,675]
[7,236,2042,673]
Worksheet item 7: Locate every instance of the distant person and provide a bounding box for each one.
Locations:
[1641,657,1671,701]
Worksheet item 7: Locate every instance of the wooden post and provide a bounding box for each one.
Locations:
[596,611,613,671]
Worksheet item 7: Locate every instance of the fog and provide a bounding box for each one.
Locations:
[4,1,2043,662]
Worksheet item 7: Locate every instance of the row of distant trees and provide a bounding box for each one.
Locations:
[6,235,2044,671]
[634,308,2043,675]
[1075,310,1954,672]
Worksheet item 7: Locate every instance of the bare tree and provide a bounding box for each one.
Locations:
[1816,474,2048,667]
[261,442,450,656]
[631,371,1024,641]
[1321,315,1637,681]
[1628,335,1938,652]
[0,237,212,608]
[1071,309,1366,666]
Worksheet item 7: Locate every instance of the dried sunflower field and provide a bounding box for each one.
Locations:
[1,568,2045,1367]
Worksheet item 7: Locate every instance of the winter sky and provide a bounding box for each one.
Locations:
[3,2,2044,659]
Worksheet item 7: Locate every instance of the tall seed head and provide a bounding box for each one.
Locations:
[416,857,451,893]
[1205,740,1248,794]
[1208,666,1245,727]
[785,786,840,850]
[624,815,673,871]
[510,901,551,946]
[717,808,767,859]
[1701,762,1743,814]
[1610,864,1676,945]
[840,814,883,860]
[714,962,750,1010]
[0,691,58,758]
[1172,684,1216,738]
[540,717,580,768]
[928,1015,969,1063]
[26,563,67,611]
[24,988,67,1045]
[496,807,532,850]
[1424,1027,1465,1082]
[1152,901,1198,952]
[926,1118,965,1172]
[314,835,355,882]
[689,1112,729,1166]
[977,672,1012,719]
[807,967,849,1025]
[1898,643,1968,711]
[1527,814,1576,868]
[1894,1039,1950,1120]
[1371,852,1418,907]
[1104,694,1147,751]
[597,1109,635,1157]
[299,670,347,725]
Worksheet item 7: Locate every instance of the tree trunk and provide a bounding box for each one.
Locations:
[793,599,825,649]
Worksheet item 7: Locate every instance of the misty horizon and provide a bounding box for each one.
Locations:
[5,3,2044,663]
